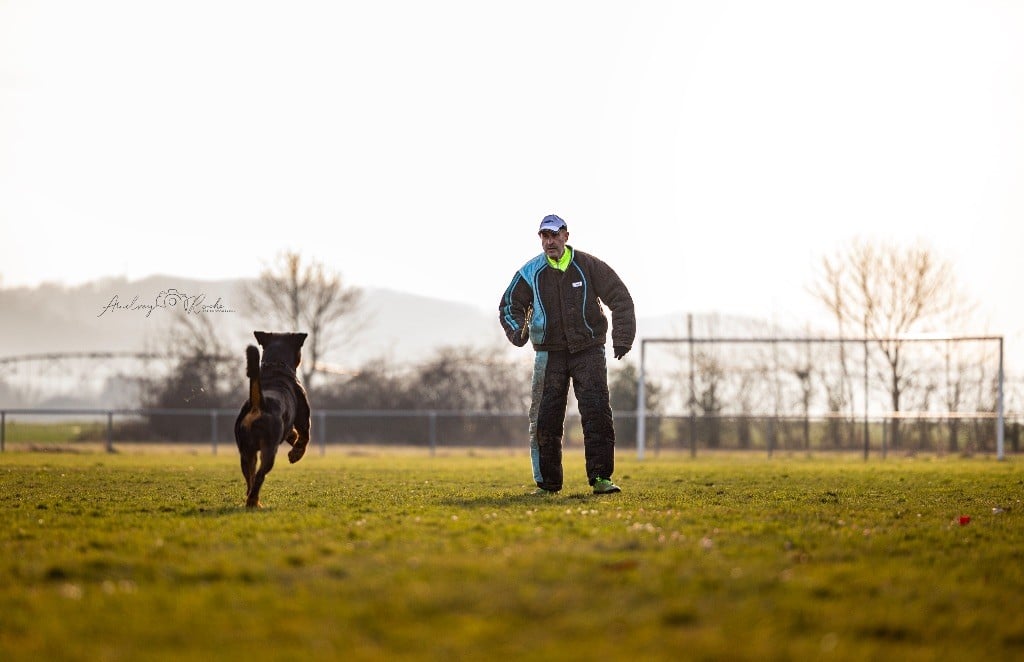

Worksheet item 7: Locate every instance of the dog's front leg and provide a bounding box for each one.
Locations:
[288,389,312,464]
[287,427,310,463]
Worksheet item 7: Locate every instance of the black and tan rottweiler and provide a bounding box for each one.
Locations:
[234,331,311,508]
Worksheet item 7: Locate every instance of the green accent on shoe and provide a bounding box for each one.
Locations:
[532,487,557,495]
[592,478,621,494]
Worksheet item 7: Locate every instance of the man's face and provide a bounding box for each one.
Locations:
[539,228,569,260]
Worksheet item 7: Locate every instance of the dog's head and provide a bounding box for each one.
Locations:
[254,331,307,369]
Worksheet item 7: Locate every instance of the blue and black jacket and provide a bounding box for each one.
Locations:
[499,247,636,354]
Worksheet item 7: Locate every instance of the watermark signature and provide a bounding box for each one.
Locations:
[97,289,236,318]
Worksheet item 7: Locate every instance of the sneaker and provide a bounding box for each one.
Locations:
[592,478,621,494]
[531,487,557,495]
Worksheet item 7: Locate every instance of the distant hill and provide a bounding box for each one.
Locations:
[0,275,734,363]
[0,275,508,367]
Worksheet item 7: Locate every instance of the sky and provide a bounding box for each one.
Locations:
[2,1,1023,341]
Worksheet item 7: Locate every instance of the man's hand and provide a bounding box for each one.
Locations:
[613,345,629,360]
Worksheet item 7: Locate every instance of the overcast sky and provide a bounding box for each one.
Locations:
[2,1,1023,341]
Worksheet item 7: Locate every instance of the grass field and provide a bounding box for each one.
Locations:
[1,448,1022,661]
[1,421,110,445]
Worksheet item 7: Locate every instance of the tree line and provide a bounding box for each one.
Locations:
[138,241,1014,452]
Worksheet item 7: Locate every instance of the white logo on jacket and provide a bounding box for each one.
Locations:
[572,281,583,288]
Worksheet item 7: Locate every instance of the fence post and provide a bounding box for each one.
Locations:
[106,411,114,453]
[429,411,437,456]
[998,336,1005,461]
[637,339,646,460]
[318,411,327,457]
[863,337,870,461]
[1,411,5,452]
[210,410,218,455]
[688,314,697,458]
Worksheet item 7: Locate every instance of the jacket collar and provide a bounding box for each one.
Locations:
[546,245,573,272]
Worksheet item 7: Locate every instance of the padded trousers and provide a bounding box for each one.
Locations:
[528,345,615,492]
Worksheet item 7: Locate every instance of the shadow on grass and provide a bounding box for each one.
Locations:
[179,504,267,517]
[440,491,608,508]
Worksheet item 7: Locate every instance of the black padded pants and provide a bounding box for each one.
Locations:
[528,345,615,492]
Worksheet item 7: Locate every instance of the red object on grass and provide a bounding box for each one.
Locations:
[958,515,971,525]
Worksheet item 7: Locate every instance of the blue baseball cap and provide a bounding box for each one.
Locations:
[538,214,567,233]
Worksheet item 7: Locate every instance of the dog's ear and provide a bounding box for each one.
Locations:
[254,331,269,346]
[293,333,307,367]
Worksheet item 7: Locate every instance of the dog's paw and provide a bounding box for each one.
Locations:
[288,445,307,464]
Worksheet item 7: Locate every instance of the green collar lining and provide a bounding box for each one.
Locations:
[546,246,573,272]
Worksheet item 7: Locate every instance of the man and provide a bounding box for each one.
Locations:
[499,214,636,494]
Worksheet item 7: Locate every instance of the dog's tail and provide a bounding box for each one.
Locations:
[246,345,263,411]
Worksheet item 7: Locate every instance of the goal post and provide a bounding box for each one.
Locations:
[636,333,1005,460]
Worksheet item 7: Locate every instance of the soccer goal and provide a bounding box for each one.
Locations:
[636,331,1006,460]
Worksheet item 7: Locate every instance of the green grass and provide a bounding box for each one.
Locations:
[1,450,1022,661]
[1,421,109,445]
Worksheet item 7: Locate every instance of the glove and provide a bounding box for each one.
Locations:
[613,345,629,360]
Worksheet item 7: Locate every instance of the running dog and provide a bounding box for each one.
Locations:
[234,331,311,508]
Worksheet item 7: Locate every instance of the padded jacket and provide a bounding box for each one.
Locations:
[499,247,635,354]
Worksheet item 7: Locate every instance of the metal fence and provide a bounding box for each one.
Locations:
[0,408,530,456]
[637,333,1011,459]
[1,408,1019,458]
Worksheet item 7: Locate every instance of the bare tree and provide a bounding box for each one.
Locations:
[168,305,232,362]
[693,349,726,448]
[609,361,662,446]
[811,239,967,450]
[244,251,363,390]
[815,257,857,440]
[140,313,238,440]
